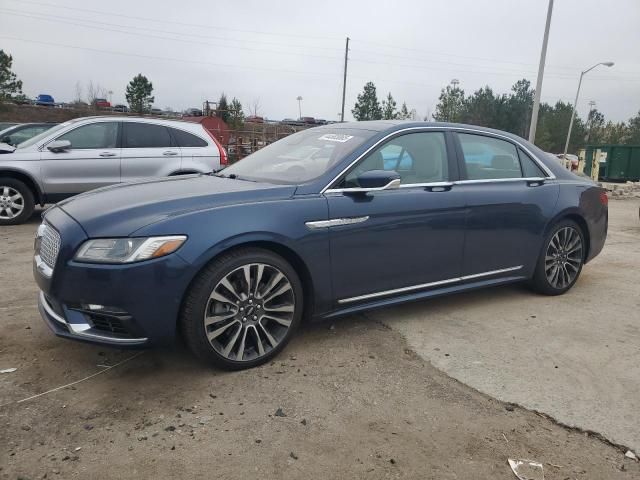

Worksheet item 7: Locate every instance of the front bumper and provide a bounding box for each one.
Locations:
[38,291,149,347]
[34,206,195,347]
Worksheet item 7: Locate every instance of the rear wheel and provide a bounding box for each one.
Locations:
[0,178,35,226]
[531,220,585,295]
[180,248,303,370]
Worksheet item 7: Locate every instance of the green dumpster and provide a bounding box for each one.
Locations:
[584,144,640,181]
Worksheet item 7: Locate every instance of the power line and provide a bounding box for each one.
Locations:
[8,0,341,41]
[0,9,344,62]
[0,6,343,53]
[351,38,640,76]
[0,36,341,78]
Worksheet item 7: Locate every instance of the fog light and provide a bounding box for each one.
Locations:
[80,304,127,314]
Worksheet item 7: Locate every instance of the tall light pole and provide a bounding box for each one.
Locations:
[296,96,303,119]
[340,37,350,122]
[529,0,554,143]
[562,62,614,162]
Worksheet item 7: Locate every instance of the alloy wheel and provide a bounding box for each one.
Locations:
[0,186,24,220]
[544,226,583,289]
[203,263,295,362]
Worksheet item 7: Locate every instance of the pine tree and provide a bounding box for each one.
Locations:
[382,92,398,120]
[0,50,23,100]
[228,97,245,128]
[125,74,154,114]
[216,93,230,124]
[351,82,382,121]
[398,102,410,120]
[433,85,465,122]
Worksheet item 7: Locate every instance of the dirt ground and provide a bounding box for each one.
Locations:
[1,203,638,479]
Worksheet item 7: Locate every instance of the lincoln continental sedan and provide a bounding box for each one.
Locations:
[34,121,608,369]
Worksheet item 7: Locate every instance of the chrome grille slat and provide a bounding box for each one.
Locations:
[39,223,61,269]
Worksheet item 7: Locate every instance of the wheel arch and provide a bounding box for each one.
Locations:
[179,238,316,326]
[0,168,44,205]
[545,209,591,262]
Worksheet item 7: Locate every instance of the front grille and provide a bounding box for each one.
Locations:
[39,223,61,269]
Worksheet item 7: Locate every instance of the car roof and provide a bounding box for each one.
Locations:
[67,115,204,129]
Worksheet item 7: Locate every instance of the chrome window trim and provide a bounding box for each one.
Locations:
[320,126,555,194]
[337,265,523,304]
[325,177,546,194]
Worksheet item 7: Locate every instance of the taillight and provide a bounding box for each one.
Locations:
[599,191,608,206]
[205,129,228,166]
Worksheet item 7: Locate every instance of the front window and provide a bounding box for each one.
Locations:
[219,128,375,184]
[57,122,118,149]
[340,131,449,188]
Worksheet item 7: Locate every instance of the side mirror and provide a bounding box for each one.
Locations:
[47,140,71,153]
[355,169,401,190]
[0,136,10,145]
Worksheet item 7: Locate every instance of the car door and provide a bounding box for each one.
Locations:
[169,126,219,173]
[120,122,181,182]
[39,121,121,198]
[324,130,467,304]
[452,131,560,277]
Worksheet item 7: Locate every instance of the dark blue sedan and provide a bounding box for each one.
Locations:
[34,121,608,369]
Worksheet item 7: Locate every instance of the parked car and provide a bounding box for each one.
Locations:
[0,122,18,131]
[300,117,316,125]
[94,98,111,109]
[245,115,264,123]
[281,118,303,126]
[113,104,128,113]
[0,116,227,224]
[35,94,55,106]
[0,123,57,148]
[32,121,607,370]
[185,108,203,117]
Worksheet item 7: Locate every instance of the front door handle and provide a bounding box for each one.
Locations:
[99,152,117,157]
[163,150,178,156]
[425,182,453,192]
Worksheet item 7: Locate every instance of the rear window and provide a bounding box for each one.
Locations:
[123,123,172,148]
[170,128,208,147]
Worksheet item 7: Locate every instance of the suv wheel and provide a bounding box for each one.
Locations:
[0,178,35,225]
[531,220,585,295]
[181,248,303,370]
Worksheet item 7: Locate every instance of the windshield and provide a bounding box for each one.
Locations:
[16,121,74,149]
[220,127,375,184]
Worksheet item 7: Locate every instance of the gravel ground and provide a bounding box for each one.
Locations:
[1,204,638,479]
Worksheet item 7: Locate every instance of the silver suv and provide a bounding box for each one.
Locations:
[0,116,225,225]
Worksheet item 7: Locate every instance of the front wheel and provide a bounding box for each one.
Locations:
[530,220,585,295]
[0,178,35,226]
[180,248,303,370]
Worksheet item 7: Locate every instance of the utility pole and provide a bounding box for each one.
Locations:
[340,37,350,122]
[529,0,554,144]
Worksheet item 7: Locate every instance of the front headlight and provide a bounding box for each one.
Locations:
[74,236,187,264]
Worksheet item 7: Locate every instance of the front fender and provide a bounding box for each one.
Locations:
[134,196,334,316]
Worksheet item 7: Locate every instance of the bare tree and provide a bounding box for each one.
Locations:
[86,80,108,108]
[73,81,83,104]
[249,97,261,117]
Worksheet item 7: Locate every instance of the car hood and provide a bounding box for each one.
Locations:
[56,174,297,237]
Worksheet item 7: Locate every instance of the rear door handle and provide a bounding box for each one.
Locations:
[163,150,178,156]
[99,152,117,157]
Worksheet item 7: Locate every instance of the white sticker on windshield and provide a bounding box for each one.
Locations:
[318,134,354,143]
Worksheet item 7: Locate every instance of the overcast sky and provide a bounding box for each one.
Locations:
[1,0,638,123]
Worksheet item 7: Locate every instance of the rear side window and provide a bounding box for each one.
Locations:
[57,122,118,149]
[123,123,172,148]
[518,149,546,177]
[458,133,521,180]
[170,128,208,147]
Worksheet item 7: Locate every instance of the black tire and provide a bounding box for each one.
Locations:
[0,177,35,226]
[180,248,304,370]
[530,219,585,295]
